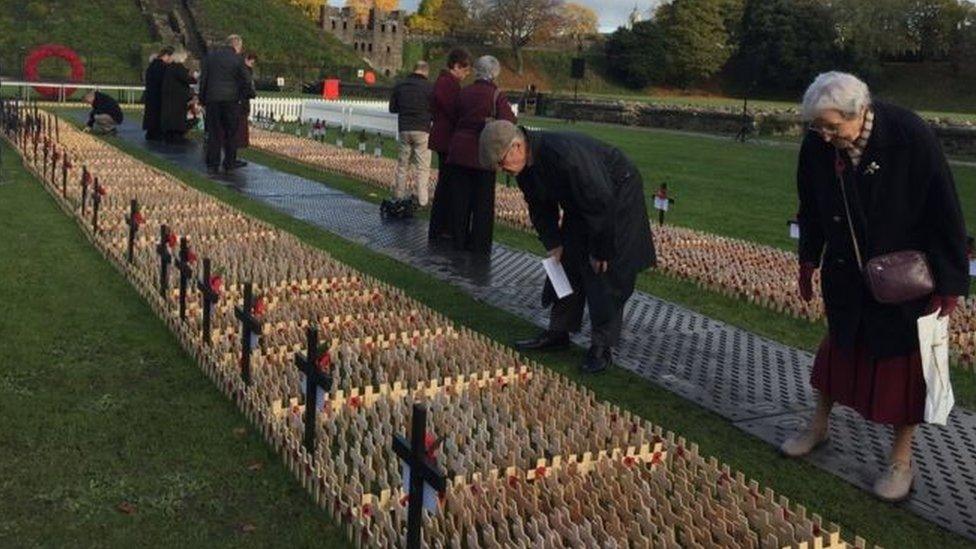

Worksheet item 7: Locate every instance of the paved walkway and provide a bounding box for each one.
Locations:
[81,114,976,541]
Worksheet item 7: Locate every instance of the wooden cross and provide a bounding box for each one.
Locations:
[173,237,194,320]
[196,258,220,344]
[155,224,173,297]
[392,404,447,549]
[124,199,140,263]
[91,178,102,234]
[61,153,69,199]
[233,282,263,386]
[80,167,90,215]
[293,326,333,459]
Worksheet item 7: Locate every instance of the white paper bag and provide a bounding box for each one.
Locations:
[917,310,953,425]
[542,257,573,299]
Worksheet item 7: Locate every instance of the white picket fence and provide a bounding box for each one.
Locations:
[249,96,519,139]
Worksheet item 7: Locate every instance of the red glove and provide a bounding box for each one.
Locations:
[798,262,817,302]
[928,295,960,318]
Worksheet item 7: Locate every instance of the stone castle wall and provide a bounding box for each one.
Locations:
[319,5,404,77]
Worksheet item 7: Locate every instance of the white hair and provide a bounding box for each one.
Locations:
[801,71,872,121]
[171,49,189,64]
[473,55,501,81]
[226,34,243,49]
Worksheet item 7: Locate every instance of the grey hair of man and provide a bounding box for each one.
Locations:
[472,55,501,82]
[413,60,429,76]
[171,49,189,64]
[801,71,872,121]
[226,34,244,53]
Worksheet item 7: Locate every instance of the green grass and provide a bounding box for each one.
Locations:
[0,1,153,83]
[53,119,976,548]
[0,140,349,547]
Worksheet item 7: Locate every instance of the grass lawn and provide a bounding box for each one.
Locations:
[0,141,349,547]
[48,119,976,548]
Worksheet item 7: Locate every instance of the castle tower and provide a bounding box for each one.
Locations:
[320,4,404,77]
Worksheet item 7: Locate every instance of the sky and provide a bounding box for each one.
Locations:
[379,0,662,33]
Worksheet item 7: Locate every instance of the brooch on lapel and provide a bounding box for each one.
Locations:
[864,161,881,175]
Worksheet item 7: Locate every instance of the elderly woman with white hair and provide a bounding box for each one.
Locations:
[160,49,196,143]
[446,55,516,253]
[781,71,968,502]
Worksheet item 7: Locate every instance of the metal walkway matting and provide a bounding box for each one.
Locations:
[76,113,976,541]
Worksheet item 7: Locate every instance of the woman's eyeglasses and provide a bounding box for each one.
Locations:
[808,123,841,137]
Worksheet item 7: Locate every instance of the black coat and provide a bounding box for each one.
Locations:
[87,91,123,127]
[389,73,433,133]
[797,102,969,358]
[142,58,166,132]
[198,46,251,104]
[160,63,194,133]
[517,128,656,304]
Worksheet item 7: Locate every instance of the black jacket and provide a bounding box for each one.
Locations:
[142,58,166,131]
[517,128,656,301]
[87,91,123,127]
[797,101,969,358]
[198,46,251,104]
[389,73,433,132]
[160,63,195,133]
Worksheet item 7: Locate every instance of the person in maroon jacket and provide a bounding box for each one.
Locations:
[427,48,471,241]
[447,55,516,253]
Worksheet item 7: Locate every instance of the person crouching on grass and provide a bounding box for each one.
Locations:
[781,71,968,502]
[480,120,656,374]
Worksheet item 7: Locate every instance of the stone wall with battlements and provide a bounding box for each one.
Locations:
[319,5,404,77]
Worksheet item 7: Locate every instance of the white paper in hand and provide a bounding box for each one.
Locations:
[654,196,669,212]
[401,462,439,512]
[788,221,800,240]
[969,259,976,277]
[542,257,573,299]
[917,310,953,425]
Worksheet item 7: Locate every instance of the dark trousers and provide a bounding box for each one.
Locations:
[450,166,495,254]
[205,101,240,169]
[548,250,637,348]
[428,153,453,240]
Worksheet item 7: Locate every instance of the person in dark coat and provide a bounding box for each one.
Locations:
[389,60,434,205]
[427,48,471,240]
[446,55,515,254]
[199,34,252,172]
[143,46,173,140]
[479,120,656,374]
[83,91,123,135]
[160,50,196,144]
[781,72,969,503]
[234,52,258,148]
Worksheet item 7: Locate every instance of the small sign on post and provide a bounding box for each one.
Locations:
[653,183,675,226]
[293,326,333,460]
[393,404,446,549]
[276,76,285,88]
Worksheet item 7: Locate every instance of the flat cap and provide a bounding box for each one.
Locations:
[479,120,518,170]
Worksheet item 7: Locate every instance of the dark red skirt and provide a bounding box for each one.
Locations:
[811,336,925,426]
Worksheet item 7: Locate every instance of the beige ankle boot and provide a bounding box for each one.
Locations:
[873,460,914,503]
[779,426,828,458]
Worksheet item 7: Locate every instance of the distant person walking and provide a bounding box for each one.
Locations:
[160,49,196,144]
[781,71,969,503]
[83,91,123,135]
[389,60,434,206]
[447,55,515,254]
[142,46,173,141]
[427,48,471,241]
[199,34,252,173]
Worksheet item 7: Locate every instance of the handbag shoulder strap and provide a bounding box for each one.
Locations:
[834,149,865,271]
[490,87,500,120]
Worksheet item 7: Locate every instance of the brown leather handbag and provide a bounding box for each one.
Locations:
[834,152,935,304]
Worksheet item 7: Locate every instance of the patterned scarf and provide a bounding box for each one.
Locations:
[845,108,874,168]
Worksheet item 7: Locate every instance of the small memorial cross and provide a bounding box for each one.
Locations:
[293,326,333,459]
[174,237,197,320]
[61,153,70,198]
[155,224,175,296]
[124,199,143,263]
[196,258,222,344]
[91,178,104,233]
[80,167,91,215]
[393,404,447,549]
[233,282,264,386]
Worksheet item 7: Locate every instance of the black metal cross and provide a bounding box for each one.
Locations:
[233,282,263,386]
[392,404,447,549]
[173,237,194,321]
[124,199,141,263]
[196,258,221,344]
[293,326,333,459]
[155,224,173,296]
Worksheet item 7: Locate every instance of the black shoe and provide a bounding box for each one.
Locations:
[514,331,570,352]
[206,165,220,175]
[580,345,612,374]
[232,160,248,168]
